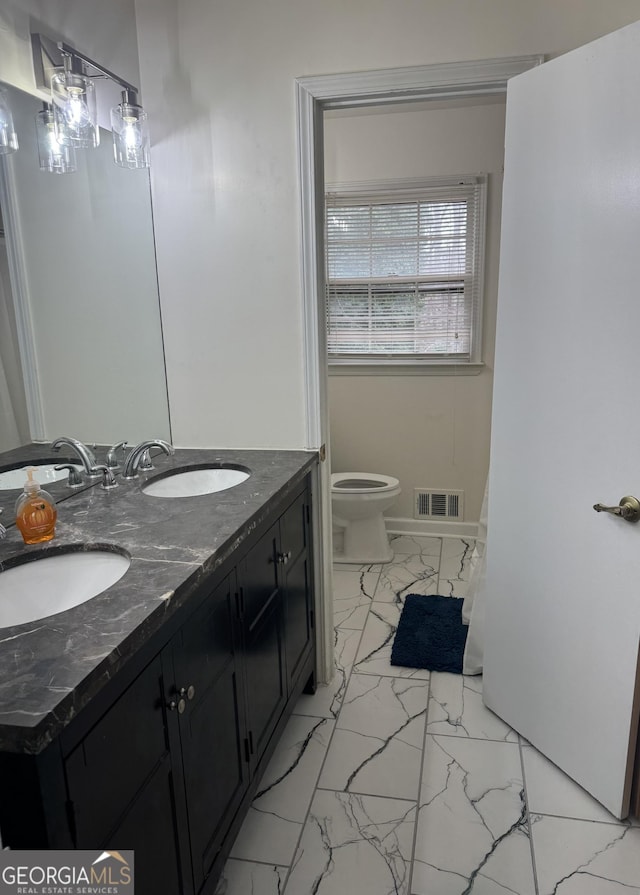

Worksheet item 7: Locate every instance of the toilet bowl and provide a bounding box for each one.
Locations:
[331,472,401,564]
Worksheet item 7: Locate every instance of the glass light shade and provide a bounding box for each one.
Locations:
[111,100,150,169]
[0,88,18,155]
[36,107,77,174]
[51,68,99,149]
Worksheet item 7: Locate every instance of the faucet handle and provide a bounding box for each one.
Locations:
[106,441,128,470]
[55,464,84,487]
[138,449,154,471]
[92,465,118,490]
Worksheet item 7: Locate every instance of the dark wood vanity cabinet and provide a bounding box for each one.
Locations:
[168,571,249,894]
[0,475,315,895]
[238,525,287,771]
[234,487,314,773]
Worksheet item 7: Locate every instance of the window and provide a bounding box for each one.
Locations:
[325,177,486,366]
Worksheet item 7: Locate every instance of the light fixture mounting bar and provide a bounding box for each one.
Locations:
[31,33,139,96]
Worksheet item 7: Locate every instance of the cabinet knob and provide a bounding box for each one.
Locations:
[167,697,187,714]
[277,551,292,565]
[180,685,196,701]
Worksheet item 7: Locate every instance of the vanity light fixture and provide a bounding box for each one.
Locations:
[0,88,18,155]
[50,53,99,149]
[31,32,150,170]
[35,103,77,174]
[111,89,150,170]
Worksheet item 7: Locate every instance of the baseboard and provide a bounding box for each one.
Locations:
[384,516,479,539]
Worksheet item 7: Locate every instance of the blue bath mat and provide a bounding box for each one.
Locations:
[391,594,468,673]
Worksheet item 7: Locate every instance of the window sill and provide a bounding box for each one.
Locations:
[328,361,486,377]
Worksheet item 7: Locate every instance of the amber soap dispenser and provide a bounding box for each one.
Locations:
[15,467,57,544]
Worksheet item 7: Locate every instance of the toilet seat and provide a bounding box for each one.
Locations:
[331,472,400,494]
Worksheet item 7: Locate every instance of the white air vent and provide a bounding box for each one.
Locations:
[414,488,464,521]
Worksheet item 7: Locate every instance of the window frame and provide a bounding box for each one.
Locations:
[325,175,487,370]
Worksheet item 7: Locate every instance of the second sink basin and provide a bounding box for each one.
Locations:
[0,547,131,628]
[142,464,251,498]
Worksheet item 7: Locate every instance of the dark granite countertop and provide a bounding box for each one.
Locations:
[0,445,317,754]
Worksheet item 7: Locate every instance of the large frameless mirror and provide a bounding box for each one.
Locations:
[0,81,171,453]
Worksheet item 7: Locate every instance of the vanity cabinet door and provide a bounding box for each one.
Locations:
[238,524,286,769]
[64,655,189,895]
[103,753,189,895]
[170,572,249,894]
[278,488,314,694]
[65,655,169,844]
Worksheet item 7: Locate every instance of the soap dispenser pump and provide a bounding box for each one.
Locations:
[15,467,57,544]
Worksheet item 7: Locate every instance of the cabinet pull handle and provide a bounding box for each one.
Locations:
[167,697,187,714]
[179,685,196,701]
[277,551,292,565]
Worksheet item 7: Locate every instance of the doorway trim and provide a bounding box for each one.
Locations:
[295,54,543,682]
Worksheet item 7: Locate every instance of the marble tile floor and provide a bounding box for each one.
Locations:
[216,534,640,895]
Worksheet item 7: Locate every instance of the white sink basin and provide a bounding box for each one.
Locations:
[143,465,250,498]
[0,463,82,490]
[0,549,131,628]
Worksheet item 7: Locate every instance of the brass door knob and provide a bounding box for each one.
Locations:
[593,495,640,523]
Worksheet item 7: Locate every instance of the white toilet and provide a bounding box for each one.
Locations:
[331,472,401,564]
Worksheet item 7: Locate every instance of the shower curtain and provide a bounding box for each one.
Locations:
[462,476,489,675]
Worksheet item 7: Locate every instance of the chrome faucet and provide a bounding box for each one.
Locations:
[54,463,84,487]
[51,436,99,477]
[92,465,118,490]
[106,441,128,470]
[121,440,174,480]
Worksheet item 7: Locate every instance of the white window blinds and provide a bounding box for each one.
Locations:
[325,178,486,364]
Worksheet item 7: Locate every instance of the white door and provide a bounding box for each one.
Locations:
[484,18,640,819]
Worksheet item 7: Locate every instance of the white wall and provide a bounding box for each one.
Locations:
[134,0,640,455]
[325,100,505,521]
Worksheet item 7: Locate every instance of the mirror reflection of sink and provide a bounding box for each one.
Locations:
[142,464,251,498]
[0,548,131,628]
[0,462,83,491]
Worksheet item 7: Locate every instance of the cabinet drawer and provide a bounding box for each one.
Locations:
[66,655,168,845]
